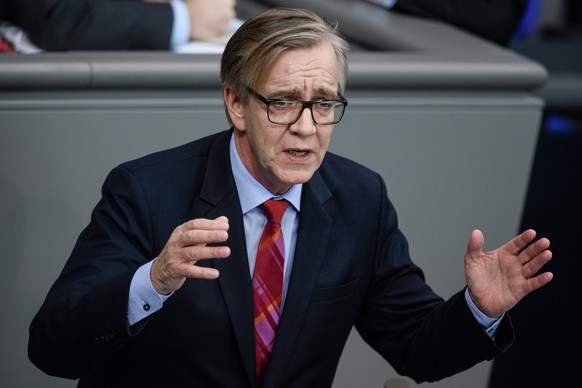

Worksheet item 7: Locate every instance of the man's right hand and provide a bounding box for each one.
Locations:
[151,216,231,295]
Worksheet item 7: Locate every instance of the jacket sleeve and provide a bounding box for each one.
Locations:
[392,0,527,45]
[7,0,173,50]
[28,165,156,378]
[354,173,514,383]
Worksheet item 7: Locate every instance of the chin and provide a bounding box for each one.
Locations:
[285,171,316,185]
[270,166,318,190]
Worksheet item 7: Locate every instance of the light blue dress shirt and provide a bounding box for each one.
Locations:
[127,134,501,336]
[228,136,302,311]
[127,135,300,324]
[170,0,190,48]
[366,0,397,9]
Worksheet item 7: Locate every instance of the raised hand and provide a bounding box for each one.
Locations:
[151,216,231,295]
[464,229,553,318]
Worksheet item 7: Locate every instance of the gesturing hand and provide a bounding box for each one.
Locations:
[464,229,553,318]
[151,216,231,295]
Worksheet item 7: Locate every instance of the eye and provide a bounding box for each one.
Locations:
[316,101,334,110]
[271,100,297,109]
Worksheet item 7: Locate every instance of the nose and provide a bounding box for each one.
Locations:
[289,106,317,136]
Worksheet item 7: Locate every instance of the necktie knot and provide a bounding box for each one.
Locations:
[261,199,288,224]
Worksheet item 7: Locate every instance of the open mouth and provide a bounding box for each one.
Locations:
[288,150,308,157]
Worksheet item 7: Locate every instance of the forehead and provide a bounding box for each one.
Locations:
[263,42,339,93]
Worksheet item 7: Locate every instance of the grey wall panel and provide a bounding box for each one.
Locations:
[1,94,227,388]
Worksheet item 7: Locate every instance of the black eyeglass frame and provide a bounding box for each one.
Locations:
[246,86,348,125]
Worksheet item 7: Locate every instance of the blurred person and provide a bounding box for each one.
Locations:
[0,0,235,51]
[367,0,528,45]
[28,7,553,387]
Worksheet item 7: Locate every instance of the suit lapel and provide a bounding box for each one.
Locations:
[193,131,256,386]
[262,171,333,388]
[195,132,335,387]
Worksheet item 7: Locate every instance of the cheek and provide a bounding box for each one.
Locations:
[318,129,333,151]
[254,131,283,165]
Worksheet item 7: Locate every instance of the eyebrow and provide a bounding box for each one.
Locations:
[268,87,339,100]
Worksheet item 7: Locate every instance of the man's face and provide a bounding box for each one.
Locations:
[230,41,339,195]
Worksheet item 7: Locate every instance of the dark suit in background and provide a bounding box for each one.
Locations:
[0,0,172,50]
[392,0,528,45]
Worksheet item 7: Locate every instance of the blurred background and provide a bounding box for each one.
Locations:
[489,0,582,386]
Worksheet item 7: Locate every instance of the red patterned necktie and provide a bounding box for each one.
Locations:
[253,199,289,386]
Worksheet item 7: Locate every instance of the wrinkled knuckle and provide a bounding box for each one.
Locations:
[182,266,191,278]
[187,247,200,262]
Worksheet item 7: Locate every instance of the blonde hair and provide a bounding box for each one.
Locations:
[220,7,349,104]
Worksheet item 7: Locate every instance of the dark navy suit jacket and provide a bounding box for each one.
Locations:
[29,129,513,387]
[0,0,172,50]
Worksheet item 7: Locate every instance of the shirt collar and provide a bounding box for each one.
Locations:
[229,134,302,214]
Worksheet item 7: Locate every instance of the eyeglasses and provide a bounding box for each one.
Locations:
[246,87,348,125]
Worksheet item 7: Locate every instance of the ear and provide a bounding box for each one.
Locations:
[224,87,246,131]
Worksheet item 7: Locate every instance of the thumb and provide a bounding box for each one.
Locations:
[466,229,485,258]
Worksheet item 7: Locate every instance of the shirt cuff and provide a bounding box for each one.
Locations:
[170,0,190,48]
[128,259,172,326]
[464,288,504,337]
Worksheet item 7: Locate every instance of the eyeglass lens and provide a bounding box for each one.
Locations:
[268,101,345,125]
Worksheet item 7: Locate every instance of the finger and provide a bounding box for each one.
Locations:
[181,264,221,280]
[527,271,554,292]
[178,228,229,248]
[180,217,229,233]
[505,229,537,255]
[175,217,229,247]
[522,236,550,259]
[184,245,231,263]
[179,246,231,280]
[522,246,552,278]
[515,236,550,268]
[466,229,484,258]
[214,215,229,224]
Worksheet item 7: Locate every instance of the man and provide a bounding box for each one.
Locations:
[28,7,553,388]
[367,0,528,46]
[0,0,235,51]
